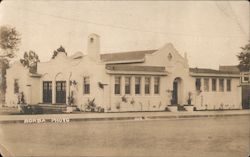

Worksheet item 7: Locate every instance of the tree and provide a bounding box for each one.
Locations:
[237,41,250,72]
[0,25,21,58]
[0,59,9,104]
[52,45,67,59]
[20,50,40,73]
[0,25,21,104]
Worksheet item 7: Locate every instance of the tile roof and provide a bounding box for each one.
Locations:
[189,67,240,75]
[106,64,166,72]
[100,50,157,62]
[219,65,240,72]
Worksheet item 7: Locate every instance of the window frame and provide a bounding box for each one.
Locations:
[145,77,151,95]
[114,76,121,95]
[226,79,231,92]
[83,77,90,94]
[135,77,141,95]
[241,73,250,83]
[243,77,249,82]
[14,79,19,94]
[203,78,209,92]
[212,78,217,92]
[125,77,131,95]
[219,78,224,92]
[154,77,160,94]
[195,78,201,91]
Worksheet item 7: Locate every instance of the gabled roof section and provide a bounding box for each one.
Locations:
[189,67,240,74]
[100,49,157,63]
[106,64,168,75]
[106,64,166,72]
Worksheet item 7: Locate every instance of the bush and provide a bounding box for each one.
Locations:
[19,105,43,114]
[19,105,33,114]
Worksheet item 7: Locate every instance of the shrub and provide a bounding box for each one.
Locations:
[84,98,97,112]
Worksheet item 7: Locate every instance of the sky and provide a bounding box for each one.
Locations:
[0,0,249,69]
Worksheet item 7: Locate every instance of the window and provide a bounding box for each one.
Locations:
[195,78,201,91]
[154,77,160,94]
[212,78,217,91]
[90,37,94,43]
[135,77,141,94]
[83,77,90,94]
[242,73,249,82]
[243,76,249,82]
[125,77,131,94]
[204,78,209,92]
[14,79,19,94]
[145,77,150,94]
[226,79,231,92]
[114,76,121,95]
[219,79,224,92]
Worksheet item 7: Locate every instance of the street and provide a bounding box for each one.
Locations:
[0,115,249,157]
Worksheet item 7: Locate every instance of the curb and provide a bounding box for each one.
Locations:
[0,112,249,124]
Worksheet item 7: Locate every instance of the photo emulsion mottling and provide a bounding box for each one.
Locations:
[0,1,249,157]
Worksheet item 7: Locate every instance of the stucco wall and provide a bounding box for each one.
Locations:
[37,53,109,110]
[109,75,168,112]
[192,77,241,110]
[4,41,243,112]
[5,62,30,106]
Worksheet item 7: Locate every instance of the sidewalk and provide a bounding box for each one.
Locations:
[0,110,249,123]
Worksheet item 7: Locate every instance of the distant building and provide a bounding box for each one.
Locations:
[5,34,250,111]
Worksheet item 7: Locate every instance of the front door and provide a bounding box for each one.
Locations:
[56,81,66,104]
[43,81,52,103]
[172,80,178,104]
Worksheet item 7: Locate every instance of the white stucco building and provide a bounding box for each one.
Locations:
[5,34,249,112]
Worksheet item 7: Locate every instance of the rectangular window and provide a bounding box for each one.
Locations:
[243,76,249,82]
[241,73,249,82]
[114,76,121,95]
[125,77,131,94]
[195,78,201,91]
[83,77,90,94]
[212,78,217,91]
[219,79,224,92]
[154,77,160,94]
[145,77,150,94]
[14,79,19,94]
[135,77,141,94]
[204,78,209,92]
[226,79,231,92]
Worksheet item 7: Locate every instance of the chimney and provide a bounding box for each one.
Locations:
[87,33,100,61]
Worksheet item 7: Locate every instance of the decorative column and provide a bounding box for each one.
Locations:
[131,76,135,96]
[141,76,145,96]
[121,76,125,96]
[52,80,56,104]
[150,76,154,96]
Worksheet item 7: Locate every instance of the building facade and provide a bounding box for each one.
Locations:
[5,34,249,111]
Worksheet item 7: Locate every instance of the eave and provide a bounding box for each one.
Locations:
[190,72,240,78]
[104,59,145,64]
[106,70,168,76]
[29,73,42,78]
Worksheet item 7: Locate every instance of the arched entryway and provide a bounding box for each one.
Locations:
[172,77,183,105]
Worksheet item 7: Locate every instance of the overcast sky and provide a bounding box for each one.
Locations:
[0,0,249,69]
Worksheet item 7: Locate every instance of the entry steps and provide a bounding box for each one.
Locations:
[37,104,67,114]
